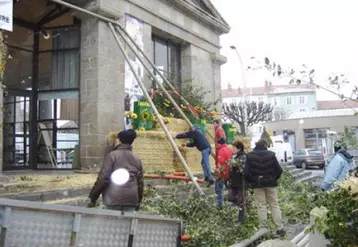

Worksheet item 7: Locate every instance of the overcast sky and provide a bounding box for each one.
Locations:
[211,0,357,101]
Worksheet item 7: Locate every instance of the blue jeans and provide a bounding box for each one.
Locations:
[215,179,224,207]
[201,147,212,180]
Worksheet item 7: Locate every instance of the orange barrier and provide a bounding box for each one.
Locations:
[144,174,205,184]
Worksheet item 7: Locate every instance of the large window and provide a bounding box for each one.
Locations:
[152,35,181,87]
[286,97,292,105]
[36,25,80,169]
[304,128,329,149]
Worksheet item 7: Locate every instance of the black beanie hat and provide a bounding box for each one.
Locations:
[118,129,137,145]
[217,137,226,145]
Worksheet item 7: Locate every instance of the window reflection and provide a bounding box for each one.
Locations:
[152,35,181,86]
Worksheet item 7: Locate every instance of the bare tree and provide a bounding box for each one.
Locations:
[272,108,287,121]
[223,101,274,136]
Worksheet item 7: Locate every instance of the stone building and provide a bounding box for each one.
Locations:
[1,0,229,170]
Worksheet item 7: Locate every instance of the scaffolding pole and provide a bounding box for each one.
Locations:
[112,25,217,149]
[108,23,204,195]
[114,25,217,159]
[49,0,204,195]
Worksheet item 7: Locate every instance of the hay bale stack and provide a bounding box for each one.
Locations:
[105,119,217,174]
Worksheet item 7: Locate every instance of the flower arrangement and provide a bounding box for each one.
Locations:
[152,114,172,128]
[141,109,150,121]
[124,111,138,125]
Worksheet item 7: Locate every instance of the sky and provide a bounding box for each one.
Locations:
[211,0,357,101]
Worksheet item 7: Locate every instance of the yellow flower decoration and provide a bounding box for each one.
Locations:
[0,66,4,72]
[124,111,132,117]
[163,118,171,125]
[131,113,138,119]
[210,111,217,117]
[138,127,146,132]
[141,110,150,120]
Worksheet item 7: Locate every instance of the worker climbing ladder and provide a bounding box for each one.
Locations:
[50,0,220,196]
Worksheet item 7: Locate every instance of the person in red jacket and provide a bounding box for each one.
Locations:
[214,137,233,208]
[213,120,226,150]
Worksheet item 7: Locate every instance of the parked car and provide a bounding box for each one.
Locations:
[293,148,325,169]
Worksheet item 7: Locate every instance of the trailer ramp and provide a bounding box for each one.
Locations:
[0,198,182,247]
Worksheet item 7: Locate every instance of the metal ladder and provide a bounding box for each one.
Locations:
[49,0,221,195]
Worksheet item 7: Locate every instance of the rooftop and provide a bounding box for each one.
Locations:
[222,83,316,98]
[317,100,358,110]
[288,108,358,120]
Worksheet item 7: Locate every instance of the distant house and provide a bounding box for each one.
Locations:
[222,82,317,135]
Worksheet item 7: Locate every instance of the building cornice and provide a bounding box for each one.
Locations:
[162,0,230,34]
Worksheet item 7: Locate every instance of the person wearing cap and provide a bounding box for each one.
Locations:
[88,129,144,212]
[175,125,214,186]
[321,142,354,191]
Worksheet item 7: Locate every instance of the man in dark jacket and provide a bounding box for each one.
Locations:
[88,129,144,212]
[244,139,285,236]
[176,125,214,186]
[228,140,246,223]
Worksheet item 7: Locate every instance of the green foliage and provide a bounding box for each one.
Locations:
[142,195,260,247]
[310,186,358,247]
[278,171,326,224]
[336,126,358,149]
[260,127,273,147]
[148,81,219,120]
[140,170,327,246]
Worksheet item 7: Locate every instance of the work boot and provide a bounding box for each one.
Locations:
[207,179,214,187]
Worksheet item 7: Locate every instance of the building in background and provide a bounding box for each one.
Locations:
[266,108,358,154]
[1,0,229,171]
[222,82,317,140]
[317,100,358,110]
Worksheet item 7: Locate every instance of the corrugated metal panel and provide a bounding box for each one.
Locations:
[0,199,182,247]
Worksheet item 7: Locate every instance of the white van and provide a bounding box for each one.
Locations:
[269,138,293,164]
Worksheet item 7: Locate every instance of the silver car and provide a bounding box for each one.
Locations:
[293,148,325,169]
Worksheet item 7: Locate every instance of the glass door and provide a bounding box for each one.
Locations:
[3,90,31,170]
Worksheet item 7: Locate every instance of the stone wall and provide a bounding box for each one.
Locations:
[77,0,227,169]
[79,8,126,168]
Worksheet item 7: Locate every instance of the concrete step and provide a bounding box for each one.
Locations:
[293,171,312,181]
[291,169,303,175]
[285,165,296,171]
[296,174,321,184]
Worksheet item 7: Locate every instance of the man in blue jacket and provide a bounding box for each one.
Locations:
[175,125,214,186]
[321,143,354,191]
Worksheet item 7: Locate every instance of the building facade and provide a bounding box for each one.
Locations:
[266,109,358,154]
[1,0,229,171]
[222,82,317,138]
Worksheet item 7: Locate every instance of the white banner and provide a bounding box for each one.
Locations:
[124,14,144,129]
[0,0,13,31]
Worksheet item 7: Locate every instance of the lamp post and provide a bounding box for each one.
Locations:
[230,45,248,136]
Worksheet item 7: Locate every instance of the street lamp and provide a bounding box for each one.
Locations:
[230,45,248,135]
